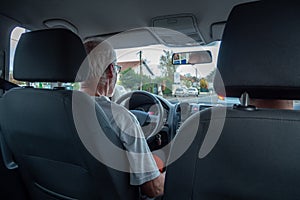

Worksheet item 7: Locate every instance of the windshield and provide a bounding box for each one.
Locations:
[114,41,239,105]
[9,27,239,106]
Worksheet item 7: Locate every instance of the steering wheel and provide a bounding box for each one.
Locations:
[115,90,164,139]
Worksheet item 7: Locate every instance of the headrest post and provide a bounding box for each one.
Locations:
[233,92,257,111]
[240,92,250,107]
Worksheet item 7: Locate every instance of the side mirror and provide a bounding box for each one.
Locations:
[172,51,212,65]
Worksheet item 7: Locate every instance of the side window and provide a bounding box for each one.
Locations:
[9,27,25,85]
[9,27,79,90]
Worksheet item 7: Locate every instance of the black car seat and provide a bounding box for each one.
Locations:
[164,2,300,200]
[0,100,29,199]
[0,29,139,200]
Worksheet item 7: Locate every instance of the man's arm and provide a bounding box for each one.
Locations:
[141,172,165,198]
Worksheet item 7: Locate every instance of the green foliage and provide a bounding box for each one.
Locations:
[183,80,192,88]
[142,83,158,94]
[156,77,173,94]
[200,78,208,89]
[162,87,172,96]
[205,68,216,83]
[159,50,177,84]
[200,78,209,92]
[190,76,199,84]
[72,82,80,90]
[119,68,152,90]
[118,51,179,94]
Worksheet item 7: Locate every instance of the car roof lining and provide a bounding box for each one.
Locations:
[1,0,256,46]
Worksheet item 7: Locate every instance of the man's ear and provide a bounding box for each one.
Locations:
[107,63,114,78]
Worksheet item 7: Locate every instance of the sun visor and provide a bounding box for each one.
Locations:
[152,14,204,45]
[210,22,226,41]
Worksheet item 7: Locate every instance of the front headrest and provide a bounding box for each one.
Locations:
[214,2,300,100]
[13,29,87,82]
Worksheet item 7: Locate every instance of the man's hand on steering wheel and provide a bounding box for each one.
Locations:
[115,90,164,139]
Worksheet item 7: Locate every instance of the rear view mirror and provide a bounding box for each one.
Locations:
[172,51,212,65]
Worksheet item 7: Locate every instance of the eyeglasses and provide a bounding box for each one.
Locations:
[114,64,122,74]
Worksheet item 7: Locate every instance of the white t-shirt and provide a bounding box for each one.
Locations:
[95,96,160,185]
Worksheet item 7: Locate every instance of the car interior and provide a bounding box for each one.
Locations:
[1,0,300,200]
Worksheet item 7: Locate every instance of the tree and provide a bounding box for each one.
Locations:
[159,50,178,81]
[183,80,192,88]
[159,50,177,94]
[152,77,173,96]
[200,78,209,92]
[119,68,151,90]
[205,68,216,83]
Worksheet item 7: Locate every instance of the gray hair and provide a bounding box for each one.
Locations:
[83,38,116,80]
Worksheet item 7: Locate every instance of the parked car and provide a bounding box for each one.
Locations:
[188,87,199,96]
[174,87,187,97]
